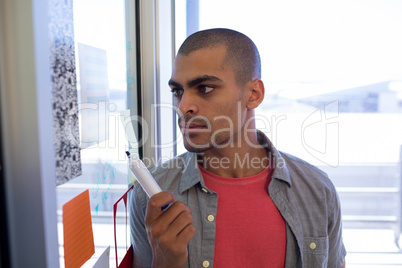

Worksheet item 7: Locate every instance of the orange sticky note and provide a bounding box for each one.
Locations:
[63,189,95,268]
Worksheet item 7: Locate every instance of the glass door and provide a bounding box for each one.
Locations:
[54,0,136,267]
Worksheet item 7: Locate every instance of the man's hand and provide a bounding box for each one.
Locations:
[145,192,196,268]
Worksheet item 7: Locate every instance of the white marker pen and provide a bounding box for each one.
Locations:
[126,151,169,209]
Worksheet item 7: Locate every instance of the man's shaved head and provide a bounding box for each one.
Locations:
[177,28,261,86]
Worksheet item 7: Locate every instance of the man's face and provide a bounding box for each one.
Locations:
[169,46,250,153]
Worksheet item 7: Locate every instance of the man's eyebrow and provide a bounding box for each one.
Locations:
[168,79,182,88]
[168,75,223,89]
[187,75,222,88]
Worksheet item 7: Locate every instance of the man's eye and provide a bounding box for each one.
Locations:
[199,85,214,94]
[171,88,184,97]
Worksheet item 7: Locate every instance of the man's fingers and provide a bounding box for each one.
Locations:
[144,196,195,267]
[150,204,195,250]
[145,191,175,224]
[177,223,196,244]
[145,199,194,240]
[171,211,196,244]
[163,206,193,236]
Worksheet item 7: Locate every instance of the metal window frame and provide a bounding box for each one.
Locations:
[135,0,176,161]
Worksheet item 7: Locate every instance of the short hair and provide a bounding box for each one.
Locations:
[177,28,261,86]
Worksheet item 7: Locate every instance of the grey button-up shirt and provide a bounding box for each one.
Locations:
[130,131,346,267]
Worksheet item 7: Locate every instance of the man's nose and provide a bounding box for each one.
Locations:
[178,91,198,115]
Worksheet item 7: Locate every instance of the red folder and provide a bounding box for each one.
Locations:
[113,185,134,268]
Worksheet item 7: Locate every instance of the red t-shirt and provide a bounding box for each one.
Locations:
[200,165,286,268]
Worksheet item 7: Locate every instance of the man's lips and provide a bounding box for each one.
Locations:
[180,123,205,128]
[178,116,209,133]
[180,123,207,134]
[178,118,210,134]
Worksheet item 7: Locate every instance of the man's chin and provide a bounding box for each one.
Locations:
[183,141,211,153]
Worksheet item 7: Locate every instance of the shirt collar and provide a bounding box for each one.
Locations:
[178,152,203,194]
[256,130,292,187]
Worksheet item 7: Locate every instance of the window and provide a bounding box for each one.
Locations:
[175,0,402,266]
[56,0,133,266]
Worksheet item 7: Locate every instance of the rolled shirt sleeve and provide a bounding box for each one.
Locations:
[129,182,153,268]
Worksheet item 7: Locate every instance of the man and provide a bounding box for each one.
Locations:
[130,28,346,267]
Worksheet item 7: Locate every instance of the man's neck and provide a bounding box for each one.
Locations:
[197,131,268,178]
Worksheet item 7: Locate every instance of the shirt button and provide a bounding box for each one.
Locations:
[310,242,317,250]
[207,215,215,222]
[202,260,210,267]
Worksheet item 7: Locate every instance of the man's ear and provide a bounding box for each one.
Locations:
[246,79,265,109]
